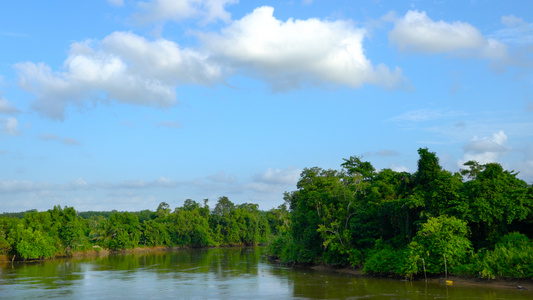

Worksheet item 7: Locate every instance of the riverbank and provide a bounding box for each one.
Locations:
[266,256,533,291]
[308,264,533,291]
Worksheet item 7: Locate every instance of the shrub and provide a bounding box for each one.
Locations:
[468,233,533,279]
[408,215,473,275]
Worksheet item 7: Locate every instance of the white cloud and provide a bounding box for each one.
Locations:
[207,171,236,183]
[135,0,237,24]
[107,0,124,7]
[493,15,533,45]
[246,166,301,193]
[257,167,301,185]
[458,130,509,166]
[0,179,51,194]
[389,164,409,173]
[16,31,222,120]
[389,10,508,60]
[201,6,405,91]
[0,94,20,114]
[1,117,20,136]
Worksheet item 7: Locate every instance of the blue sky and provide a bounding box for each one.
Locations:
[1,0,532,212]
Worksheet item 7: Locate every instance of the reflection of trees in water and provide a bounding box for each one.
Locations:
[87,247,262,281]
[2,260,83,291]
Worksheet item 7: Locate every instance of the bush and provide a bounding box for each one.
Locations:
[408,215,473,275]
[363,239,419,279]
[466,233,533,279]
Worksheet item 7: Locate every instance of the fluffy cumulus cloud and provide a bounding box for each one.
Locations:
[389,10,508,60]
[246,166,301,193]
[16,32,222,120]
[0,95,20,115]
[135,0,238,24]
[458,130,509,167]
[201,6,405,91]
[0,117,19,136]
[389,164,409,173]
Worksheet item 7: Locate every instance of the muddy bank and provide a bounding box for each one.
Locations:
[308,264,533,291]
[265,256,533,291]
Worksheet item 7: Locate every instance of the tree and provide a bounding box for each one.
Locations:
[99,212,142,250]
[156,202,171,219]
[461,162,532,247]
[408,215,472,275]
[7,223,57,259]
[341,155,375,182]
[142,219,171,246]
[213,196,235,217]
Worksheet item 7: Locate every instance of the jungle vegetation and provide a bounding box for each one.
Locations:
[269,148,533,280]
[0,197,286,261]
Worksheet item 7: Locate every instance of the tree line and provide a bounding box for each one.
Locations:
[0,196,289,260]
[269,148,533,280]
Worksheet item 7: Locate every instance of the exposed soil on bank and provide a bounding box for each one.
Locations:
[265,256,533,292]
[308,264,533,291]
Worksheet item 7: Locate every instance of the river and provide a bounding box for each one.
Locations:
[0,247,531,299]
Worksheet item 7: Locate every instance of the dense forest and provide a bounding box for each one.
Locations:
[0,197,287,261]
[2,148,532,280]
[270,148,533,280]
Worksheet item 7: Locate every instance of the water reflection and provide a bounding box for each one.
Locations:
[1,247,532,299]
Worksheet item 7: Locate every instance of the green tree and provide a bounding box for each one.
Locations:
[156,202,171,219]
[461,162,532,247]
[7,223,58,259]
[168,208,216,247]
[142,219,171,246]
[99,212,142,250]
[408,215,472,275]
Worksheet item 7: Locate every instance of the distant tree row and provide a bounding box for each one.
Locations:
[270,148,533,279]
[0,197,289,260]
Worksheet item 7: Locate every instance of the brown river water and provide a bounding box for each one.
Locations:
[1,247,531,299]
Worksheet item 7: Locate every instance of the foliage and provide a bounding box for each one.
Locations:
[141,219,171,246]
[464,233,533,279]
[363,241,415,279]
[408,215,472,275]
[98,212,142,250]
[7,223,58,259]
[271,148,532,279]
[460,163,532,247]
[0,198,285,260]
